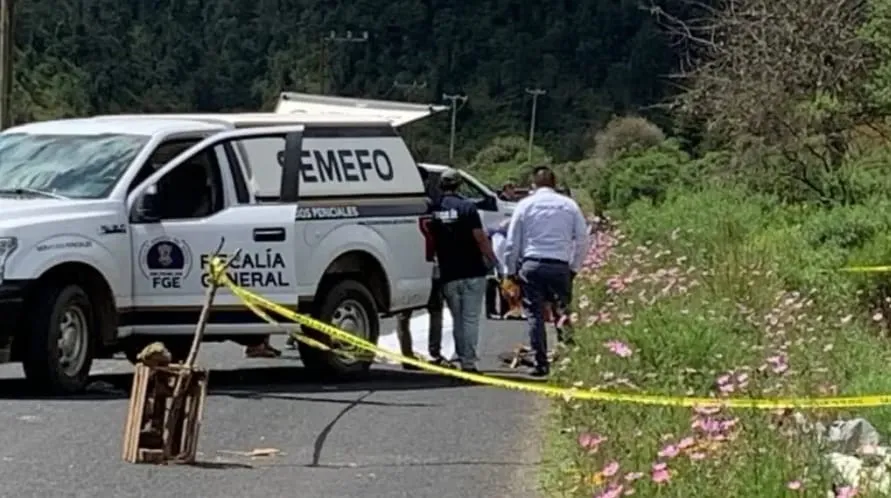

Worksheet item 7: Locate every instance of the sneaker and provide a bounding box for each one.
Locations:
[460,365,480,374]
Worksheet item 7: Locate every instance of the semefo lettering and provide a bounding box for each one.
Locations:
[299,149,394,183]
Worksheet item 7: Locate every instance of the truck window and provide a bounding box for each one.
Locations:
[236,137,286,200]
[222,142,250,203]
[128,138,202,193]
[152,147,225,220]
[455,176,486,202]
[0,133,147,199]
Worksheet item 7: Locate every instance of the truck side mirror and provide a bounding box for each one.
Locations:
[134,184,162,222]
[476,195,497,211]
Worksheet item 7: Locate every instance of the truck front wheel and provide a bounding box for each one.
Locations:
[22,284,95,394]
[299,278,379,377]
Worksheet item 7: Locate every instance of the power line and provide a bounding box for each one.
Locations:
[392,80,427,94]
[525,88,546,162]
[319,30,369,94]
[442,93,467,162]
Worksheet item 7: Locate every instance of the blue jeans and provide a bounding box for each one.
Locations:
[519,260,572,368]
[442,277,486,368]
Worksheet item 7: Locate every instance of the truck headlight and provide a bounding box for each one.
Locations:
[0,237,18,284]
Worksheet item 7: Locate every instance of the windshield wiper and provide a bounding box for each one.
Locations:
[0,188,69,199]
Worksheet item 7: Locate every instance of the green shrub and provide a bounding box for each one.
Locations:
[587,139,694,210]
[591,116,667,163]
[467,135,552,186]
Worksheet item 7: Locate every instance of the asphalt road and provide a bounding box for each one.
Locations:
[0,317,546,498]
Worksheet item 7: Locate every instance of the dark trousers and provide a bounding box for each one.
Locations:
[519,259,572,367]
[396,279,444,358]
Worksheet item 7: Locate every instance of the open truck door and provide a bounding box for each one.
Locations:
[275,92,447,127]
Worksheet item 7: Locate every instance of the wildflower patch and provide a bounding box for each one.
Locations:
[541,189,891,498]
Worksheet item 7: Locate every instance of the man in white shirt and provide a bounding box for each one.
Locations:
[503,166,589,376]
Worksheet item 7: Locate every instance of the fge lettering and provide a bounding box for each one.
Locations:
[152,275,182,289]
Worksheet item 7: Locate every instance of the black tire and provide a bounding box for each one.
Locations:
[123,339,190,365]
[298,278,379,377]
[22,284,95,394]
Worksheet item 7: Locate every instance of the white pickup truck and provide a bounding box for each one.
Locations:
[418,163,518,228]
[0,113,435,394]
[275,92,519,226]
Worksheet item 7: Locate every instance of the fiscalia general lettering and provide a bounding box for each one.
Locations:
[198,250,290,288]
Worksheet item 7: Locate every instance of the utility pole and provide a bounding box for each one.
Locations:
[0,0,13,130]
[525,88,546,162]
[319,30,369,94]
[442,93,467,161]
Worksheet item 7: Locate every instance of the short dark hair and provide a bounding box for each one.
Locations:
[531,166,556,188]
[532,165,552,177]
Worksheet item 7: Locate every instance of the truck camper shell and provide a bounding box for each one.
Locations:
[275,92,448,127]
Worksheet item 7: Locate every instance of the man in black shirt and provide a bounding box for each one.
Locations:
[395,167,447,369]
[431,168,497,372]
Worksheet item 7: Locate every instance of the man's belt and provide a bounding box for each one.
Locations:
[523,257,569,265]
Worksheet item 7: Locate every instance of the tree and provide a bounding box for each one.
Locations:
[653,0,891,202]
[8,0,692,164]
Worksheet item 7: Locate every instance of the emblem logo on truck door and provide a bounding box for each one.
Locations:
[138,236,194,289]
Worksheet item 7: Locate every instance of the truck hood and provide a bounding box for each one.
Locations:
[0,198,116,228]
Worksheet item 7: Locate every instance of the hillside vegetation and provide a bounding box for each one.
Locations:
[9,0,688,163]
[523,0,891,496]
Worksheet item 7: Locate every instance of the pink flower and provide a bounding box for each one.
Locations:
[604,340,633,358]
[658,444,679,459]
[651,463,671,484]
[836,485,858,498]
[577,432,606,451]
[602,461,620,477]
[624,472,644,482]
[767,354,789,374]
[595,484,624,498]
[787,480,802,490]
[677,437,695,449]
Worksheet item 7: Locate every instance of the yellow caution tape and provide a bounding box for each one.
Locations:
[841,266,891,273]
[208,258,891,409]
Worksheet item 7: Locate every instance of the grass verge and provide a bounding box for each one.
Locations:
[540,187,891,497]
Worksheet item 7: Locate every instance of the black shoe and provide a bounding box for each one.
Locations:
[460,365,480,374]
[430,356,450,366]
[531,365,550,377]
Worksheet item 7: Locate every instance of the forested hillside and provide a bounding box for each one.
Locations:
[10,0,685,163]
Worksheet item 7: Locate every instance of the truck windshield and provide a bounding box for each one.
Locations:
[0,133,148,199]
